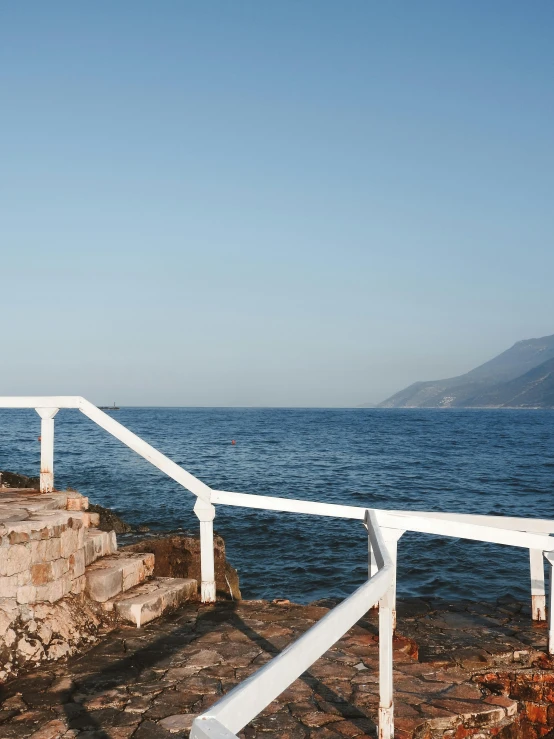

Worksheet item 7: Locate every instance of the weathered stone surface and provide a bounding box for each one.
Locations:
[158,713,196,732]
[85,553,155,602]
[113,577,197,627]
[123,533,241,600]
[85,564,123,603]
[0,544,32,577]
[0,597,553,738]
[66,496,89,512]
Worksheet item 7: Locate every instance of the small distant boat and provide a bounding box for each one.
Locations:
[98,403,120,411]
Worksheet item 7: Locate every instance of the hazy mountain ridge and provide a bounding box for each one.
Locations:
[378,334,554,408]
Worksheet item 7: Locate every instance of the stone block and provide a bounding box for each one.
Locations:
[66,496,88,511]
[31,562,54,585]
[69,549,85,578]
[8,531,30,544]
[17,569,31,586]
[84,530,106,565]
[114,577,197,627]
[30,537,62,564]
[60,527,79,558]
[0,544,31,577]
[68,517,83,533]
[86,566,123,602]
[121,558,146,591]
[107,530,117,554]
[85,553,154,602]
[0,601,17,636]
[89,512,100,527]
[0,575,19,598]
[51,557,69,580]
[84,537,97,566]
[4,520,38,539]
[29,511,70,529]
[62,572,73,596]
[71,574,86,595]
[35,579,64,603]
[483,695,518,717]
[16,585,37,604]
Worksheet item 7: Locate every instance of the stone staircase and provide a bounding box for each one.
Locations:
[0,488,197,628]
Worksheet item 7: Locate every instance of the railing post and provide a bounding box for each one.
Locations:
[379,584,394,739]
[35,407,59,493]
[385,535,398,632]
[545,553,554,655]
[530,549,546,621]
[370,527,402,631]
[194,498,216,603]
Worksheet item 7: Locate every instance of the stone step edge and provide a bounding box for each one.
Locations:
[85,553,155,603]
[402,693,519,738]
[103,577,198,627]
[84,528,118,566]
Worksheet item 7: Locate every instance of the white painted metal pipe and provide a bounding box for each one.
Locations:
[213,490,553,551]
[194,498,217,603]
[378,585,394,739]
[544,552,554,654]
[78,399,213,503]
[35,407,59,493]
[191,717,238,739]
[530,549,546,621]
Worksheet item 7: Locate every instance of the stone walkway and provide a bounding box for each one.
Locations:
[0,596,553,739]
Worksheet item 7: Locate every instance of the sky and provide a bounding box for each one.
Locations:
[1,1,553,407]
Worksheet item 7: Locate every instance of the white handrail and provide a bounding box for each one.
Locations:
[0,396,213,503]
[191,510,394,739]
[212,489,553,550]
[78,399,213,503]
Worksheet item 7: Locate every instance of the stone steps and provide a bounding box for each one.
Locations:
[85,552,155,602]
[84,528,117,566]
[103,576,198,627]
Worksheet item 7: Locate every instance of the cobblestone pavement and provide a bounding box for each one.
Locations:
[0,596,552,739]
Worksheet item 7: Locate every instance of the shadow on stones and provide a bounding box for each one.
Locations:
[224,609,376,734]
[1,601,377,737]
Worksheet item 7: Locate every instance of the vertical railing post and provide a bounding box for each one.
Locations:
[35,407,59,493]
[194,498,216,603]
[545,553,554,655]
[379,584,394,739]
[386,535,398,633]
[370,528,402,631]
[530,549,546,621]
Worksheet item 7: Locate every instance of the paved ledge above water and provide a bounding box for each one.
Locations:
[1,596,553,739]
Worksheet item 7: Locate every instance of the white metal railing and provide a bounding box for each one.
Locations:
[1,396,553,738]
[191,510,394,738]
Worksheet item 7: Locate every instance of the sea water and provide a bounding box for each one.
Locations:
[1,407,553,603]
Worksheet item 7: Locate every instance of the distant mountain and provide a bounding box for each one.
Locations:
[378,334,554,408]
[465,357,554,408]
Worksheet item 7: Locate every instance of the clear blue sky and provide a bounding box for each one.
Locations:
[1,1,553,406]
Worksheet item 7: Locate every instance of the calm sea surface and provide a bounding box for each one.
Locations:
[1,408,553,603]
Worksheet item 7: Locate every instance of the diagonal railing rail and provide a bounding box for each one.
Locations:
[1,396,553,736]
